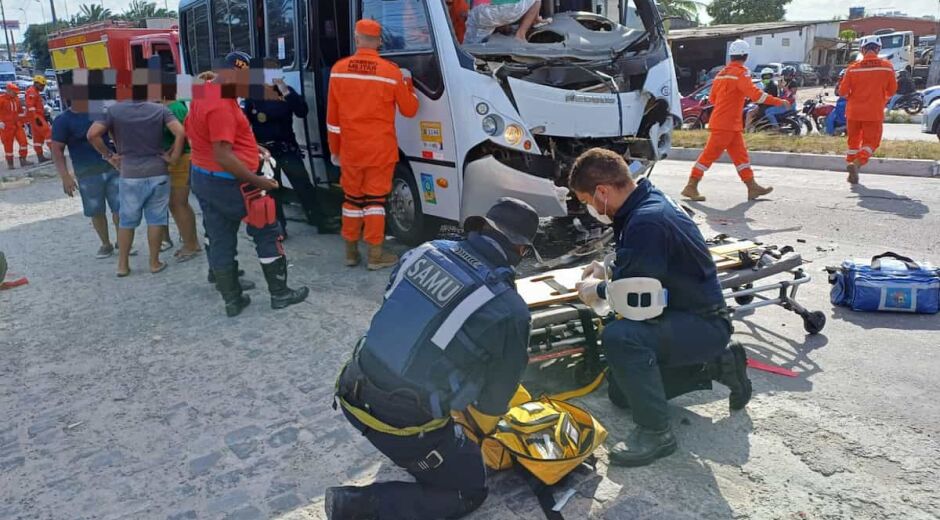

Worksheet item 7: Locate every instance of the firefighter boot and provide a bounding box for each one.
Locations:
[5,157,13,169]
[846,160,861,184]
[324,486,378,520]
[367,243,398,271]
[213,266,251,317]
[18,157,33,168]
[345,240,361,267]
[745,180,773,200]
[261,256,309,309]
[205,248,255,290]
[680,177,706,201]
[607,355,676,467]
[609,425,678,467]
[36,151,49,163]
[709,341,753,411]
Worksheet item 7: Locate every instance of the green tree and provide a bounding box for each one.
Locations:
[706,0,792,24]
[839,29,857,42]
[122,0,160,19]
[24,21,70,70]
[659,0,705,22]
[73,4,114,25]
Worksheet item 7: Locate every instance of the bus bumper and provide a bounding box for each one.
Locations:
[461,155,569,223]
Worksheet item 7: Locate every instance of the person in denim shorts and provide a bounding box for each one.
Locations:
[51,99,121,259]
[88,100,185,276]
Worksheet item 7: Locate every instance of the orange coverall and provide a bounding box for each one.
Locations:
[691,61,785,183]
[327,47,420,245]
[24,86,50,155]
[0,93,29,161]
[448,0,469,43]
[838,55,897,166]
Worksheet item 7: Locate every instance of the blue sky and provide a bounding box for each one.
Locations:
[6,0,940,36]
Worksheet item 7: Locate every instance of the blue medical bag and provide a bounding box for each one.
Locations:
[829,252,939,314]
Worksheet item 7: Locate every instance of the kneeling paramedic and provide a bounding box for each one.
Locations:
[328,198,539,520]
[571,148,752,467]
[186,52,308,317]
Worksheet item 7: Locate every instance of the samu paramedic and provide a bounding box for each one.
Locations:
[571,148,753,467]
[327,198,539,520]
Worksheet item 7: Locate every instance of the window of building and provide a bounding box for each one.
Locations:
[782,37,790,47]
[361,0,433,54]
[265,0,295,67]
[183,3,212,74]
[755,36,763,46]
[212,0,253,58]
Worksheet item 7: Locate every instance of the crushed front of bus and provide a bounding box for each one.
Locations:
[457,0,679,219]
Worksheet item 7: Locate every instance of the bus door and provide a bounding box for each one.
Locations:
[308,0,352,183]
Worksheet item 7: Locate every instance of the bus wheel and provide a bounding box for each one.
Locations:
[387,164,439,247]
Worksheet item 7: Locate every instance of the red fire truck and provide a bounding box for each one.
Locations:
[47,20,181,73]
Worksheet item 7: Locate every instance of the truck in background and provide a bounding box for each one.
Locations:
[47,20,181,74]
[857,31,915,73]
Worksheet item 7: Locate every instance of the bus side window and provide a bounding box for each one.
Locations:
[182,2,213,74]
[361,0,433,54]
[265,0,296,67]
[212,0,253,56]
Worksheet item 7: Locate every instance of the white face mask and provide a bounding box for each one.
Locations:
[586,189,612,225]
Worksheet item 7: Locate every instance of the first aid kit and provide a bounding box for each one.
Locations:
[829,252,939,314]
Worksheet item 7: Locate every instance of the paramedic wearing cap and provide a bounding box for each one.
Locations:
[0,83,32,168]
[681,39,787,202]
[839,39,897,184]
[570,148,752,467]
[25,75,51,162]
[327,198,538,520]
[186,52,308,317]
[327,19,419,271]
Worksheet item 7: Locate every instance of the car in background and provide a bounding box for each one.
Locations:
[751,62,784,80]
[922,97,940,141]
[15,75,32,92]
[782,62,819,86]
[681,78,764,129]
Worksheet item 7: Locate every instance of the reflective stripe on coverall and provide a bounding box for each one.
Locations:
[24,86,49,154]
[838,55,897,166]
[691,62,784,182]
[0,94,29,159]
[326,47,419,245]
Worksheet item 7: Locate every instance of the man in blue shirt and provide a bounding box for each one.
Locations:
[570,148,752,467]
[50,99,120,259]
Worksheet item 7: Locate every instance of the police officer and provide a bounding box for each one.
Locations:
[571,148,752,467]
[186,52,308,317]
[326,198,538,520]
[244,67,339,236]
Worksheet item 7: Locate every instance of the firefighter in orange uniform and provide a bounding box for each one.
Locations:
[0,83,32,169]
[327,19,420,271]
[838,39,897,184]
[681,39,788,202]
[25,75,51,162]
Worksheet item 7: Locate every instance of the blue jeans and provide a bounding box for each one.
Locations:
[77,171,120,217]
[118,175,169,228]
[190,170,283,271]
[764,105,788,127]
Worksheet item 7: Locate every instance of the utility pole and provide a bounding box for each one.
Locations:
[928,1,940,87]
[0,0,12,61]
[49,0,57,24]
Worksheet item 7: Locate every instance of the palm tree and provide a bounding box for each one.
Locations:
[658,0,704,22]
[74,4,114,24]
[123,0,160,20]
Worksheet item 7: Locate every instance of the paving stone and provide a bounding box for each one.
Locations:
[225,426,263,460]
[266,480,299,498]
[268,427,299,448]
[268,493,302,514]
[0,456,25,472]
[224,505,263,520]
[166,511,197,520]
[207,490,251,515]
[89,450,125,470]
[266,392,291,406]
[188,451,223,477]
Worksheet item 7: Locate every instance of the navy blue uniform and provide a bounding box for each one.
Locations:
[337,232,530,519]
[601,179,731,430]
[244,86,324,228]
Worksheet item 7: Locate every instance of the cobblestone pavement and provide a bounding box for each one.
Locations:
[2,161,939,519]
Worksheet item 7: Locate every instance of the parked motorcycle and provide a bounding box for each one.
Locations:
[803,94,835,133]
[891,92,924,115]
[744,104,803,135]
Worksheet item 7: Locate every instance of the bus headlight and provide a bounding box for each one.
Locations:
[482,114,502,136]
[504,124,523,145]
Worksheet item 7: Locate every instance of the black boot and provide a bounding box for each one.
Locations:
[709,341,753,411]
[213,266,251,317]
[608,354,676,467]
[207,258,255,290]
[609,425,677,467]
[261,256,309,309]
[324,486,378,520]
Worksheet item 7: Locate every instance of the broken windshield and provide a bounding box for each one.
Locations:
[455,0,658,62]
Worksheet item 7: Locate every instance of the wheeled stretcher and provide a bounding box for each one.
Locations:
[520,239,826,384]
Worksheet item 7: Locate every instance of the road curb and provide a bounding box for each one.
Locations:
[668,147,940,178]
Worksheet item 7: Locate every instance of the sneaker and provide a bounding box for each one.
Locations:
[95,244,115,259]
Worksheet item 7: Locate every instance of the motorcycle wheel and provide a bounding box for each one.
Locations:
[682,115,704,130]
[903,98,923,115]
[780,117,802,136]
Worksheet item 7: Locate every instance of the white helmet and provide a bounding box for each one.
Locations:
[728,39,750,58]
[760,67,774,77]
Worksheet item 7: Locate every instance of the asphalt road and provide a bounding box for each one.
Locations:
[1,161,939,519]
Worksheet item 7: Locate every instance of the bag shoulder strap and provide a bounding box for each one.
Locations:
[872,252,919,270]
